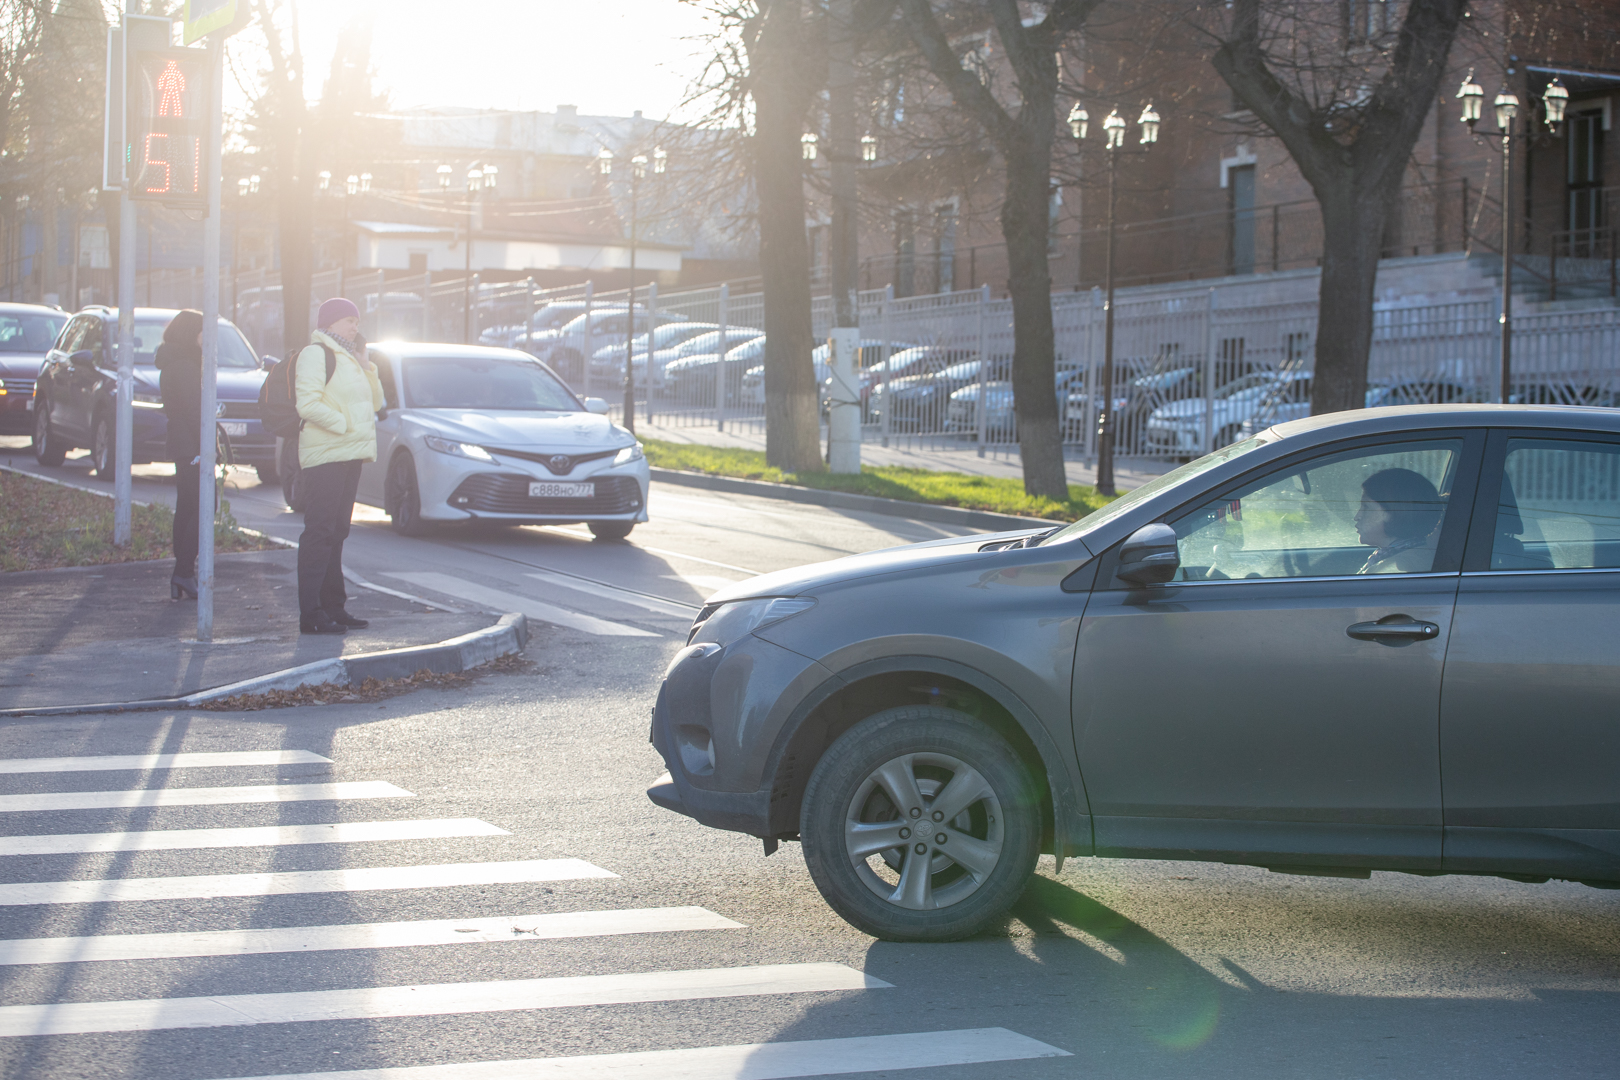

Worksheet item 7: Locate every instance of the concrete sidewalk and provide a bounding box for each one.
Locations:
[635,420,1172,491]
[0,547,491,713]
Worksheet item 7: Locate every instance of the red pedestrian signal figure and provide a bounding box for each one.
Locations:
[156,59,185,117]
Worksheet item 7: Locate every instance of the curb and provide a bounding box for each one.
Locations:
[0,614,528,718]
[649,467,1060,532]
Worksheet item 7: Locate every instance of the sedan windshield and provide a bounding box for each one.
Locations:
[133,317,258,368]
[403,356,580,411]
[1038,436,1270,546]
[0,312,65,352]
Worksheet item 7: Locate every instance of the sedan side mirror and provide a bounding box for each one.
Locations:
[260,355,277,371]
[583,396,609,415]
[69,349,95,367]
[1117,523,1180,586]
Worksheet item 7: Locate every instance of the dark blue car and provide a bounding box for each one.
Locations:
[30,306,276,480]
[0,303,69,437]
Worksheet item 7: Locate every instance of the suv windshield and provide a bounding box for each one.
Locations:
[133,316,258,369]
[403,356,579,411]
[1038,436,1271,546]
[0,312,65,352]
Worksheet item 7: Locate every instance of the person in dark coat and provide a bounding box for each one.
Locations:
[155,309,205,600]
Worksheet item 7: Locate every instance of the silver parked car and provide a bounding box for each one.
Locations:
[648,405,1620,940]
[348,343,650,540]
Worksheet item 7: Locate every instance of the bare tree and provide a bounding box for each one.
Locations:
[1208,0,1468,415]
[896,0,1102,500]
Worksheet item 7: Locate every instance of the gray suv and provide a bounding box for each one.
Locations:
[649,405,1620,940]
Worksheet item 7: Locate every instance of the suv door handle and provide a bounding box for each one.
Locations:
[1347,618,1440,641]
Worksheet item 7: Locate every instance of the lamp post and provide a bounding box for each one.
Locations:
[605,148,652,433]
[462,163,496,343]
[232,173,259,323]
[1072,101,1159,496]
[1458,70,1567,403]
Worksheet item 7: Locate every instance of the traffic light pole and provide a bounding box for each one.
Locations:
[112,0,140,547]
[196,34,224,642]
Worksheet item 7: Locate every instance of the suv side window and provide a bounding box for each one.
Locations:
[1490,437,1620,570]
[1169,438,1462,580]
[80,318,108,367]
[57,316,88,355]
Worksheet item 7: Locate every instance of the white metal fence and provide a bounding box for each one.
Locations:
[137,266,1620,463]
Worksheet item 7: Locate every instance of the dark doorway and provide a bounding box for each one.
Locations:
[1229,164,1256,275]
[1568,109,1604,254]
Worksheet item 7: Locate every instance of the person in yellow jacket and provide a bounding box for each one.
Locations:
[294,298,385,635]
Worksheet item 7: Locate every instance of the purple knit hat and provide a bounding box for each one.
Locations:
[317,297,360,329]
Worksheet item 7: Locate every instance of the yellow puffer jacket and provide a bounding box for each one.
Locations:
[294,329,386,469]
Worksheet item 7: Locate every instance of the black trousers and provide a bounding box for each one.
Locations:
[173,457,200,578]
[297,459,363,617]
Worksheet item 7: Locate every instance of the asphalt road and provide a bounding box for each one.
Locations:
[1,444,1618,1079]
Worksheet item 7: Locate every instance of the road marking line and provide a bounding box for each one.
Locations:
[208,1028,1069,1080]
[637,545,762,576]
[523,571,697,618]
[0,962,885,1037]
[0,818,508,858]
[386,572,659,637]
[0,858,615,907]
[0,906,742,965]
[0,781,413,815]
[0,750,332,775]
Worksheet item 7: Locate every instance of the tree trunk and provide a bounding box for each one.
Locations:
[752,0,824,474]
[1312,188,1390,415]
[1003,145,1068,499]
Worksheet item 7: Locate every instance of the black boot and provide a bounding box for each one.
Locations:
[300,610,348,635]
[325,608,369,629]
[170,575,198,600]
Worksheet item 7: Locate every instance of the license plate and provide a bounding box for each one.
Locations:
[220,422,247,437]
[529,481,593,498]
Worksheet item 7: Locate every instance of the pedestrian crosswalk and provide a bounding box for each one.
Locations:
[0,748,1067,1078]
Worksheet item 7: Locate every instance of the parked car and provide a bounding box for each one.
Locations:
[648,403,1620,940]
[497,300,598,352]
[1145,368,1313,456]
[1241,380,1490,438]
[31,306,274,480]
[590,321,721,391]
[949,366,1087,440]
[664,335,767,407]
[868,357,1009,433]
[0,303,69,436]
[526,307,685,386]
[855,346,974,418]
[319,342,651,540]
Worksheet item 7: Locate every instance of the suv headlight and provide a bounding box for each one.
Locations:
[424,436,494,462]
[613,442,644,466]
[689,596,815,646]
[132,391,164,409]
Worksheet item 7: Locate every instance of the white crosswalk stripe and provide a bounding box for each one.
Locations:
[0,858,616,906]
[0,907,743,965]
[0,750,332,774]
[0,780,412,814]
[208,1029,1071,1080]
[0,818,509,857]
[0,963,887,1037]
[386,572,661,637]
[522,569,699,618]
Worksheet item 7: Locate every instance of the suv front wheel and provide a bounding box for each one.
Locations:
[800,706,1040,942]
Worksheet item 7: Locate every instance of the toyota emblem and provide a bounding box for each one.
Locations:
[549,454,572,473]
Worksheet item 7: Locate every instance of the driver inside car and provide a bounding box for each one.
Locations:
[1354,468,1445,574]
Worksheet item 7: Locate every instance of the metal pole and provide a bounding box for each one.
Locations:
[112,1,138,547]
[1499,123,1513,404]
[196,34,224,642]
[623,169,637,433]
[421,268,432,341]
[582,279,593,395]
[826,0,860,474]
[975,283,988,455]
[1203,288,1217,454]
[879,283,892,447]
[463,186,474,343]
[1096,151,1119,496]
[525,275,535,349]
[644,279,657,424]
[716,281,728,431]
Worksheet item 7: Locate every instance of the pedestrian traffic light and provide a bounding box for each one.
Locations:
[128,47,212,207]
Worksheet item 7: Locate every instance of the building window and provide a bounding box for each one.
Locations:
[1345,0,1392,43]
[894,210,915,298]
[408,252,428,273]
[934,204,957,293]
[1228,163,1256,276]
[1568,108,1605,246]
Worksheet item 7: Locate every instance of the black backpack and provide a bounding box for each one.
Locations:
[259,344,336,438]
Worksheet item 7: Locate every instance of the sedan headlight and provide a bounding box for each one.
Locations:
[613,442,644,466]
[424,435,495,462]
[132,391,164,409]
[689,596,816,647]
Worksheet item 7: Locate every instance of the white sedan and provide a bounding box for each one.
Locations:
[356,343,649,540]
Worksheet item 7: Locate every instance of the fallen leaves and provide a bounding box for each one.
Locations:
[199,652,536,711]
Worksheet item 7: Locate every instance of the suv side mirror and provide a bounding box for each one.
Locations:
[260,355,276,371]
[1117,523,1180,586]
[583,396,610,415]
[69,349,95,367]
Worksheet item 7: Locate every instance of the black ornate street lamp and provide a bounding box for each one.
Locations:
[1459,69,1568,403]
[1071,100,1159,496]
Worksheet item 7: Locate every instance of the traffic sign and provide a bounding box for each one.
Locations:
[182,0,239,45]
[127,47,212,207]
